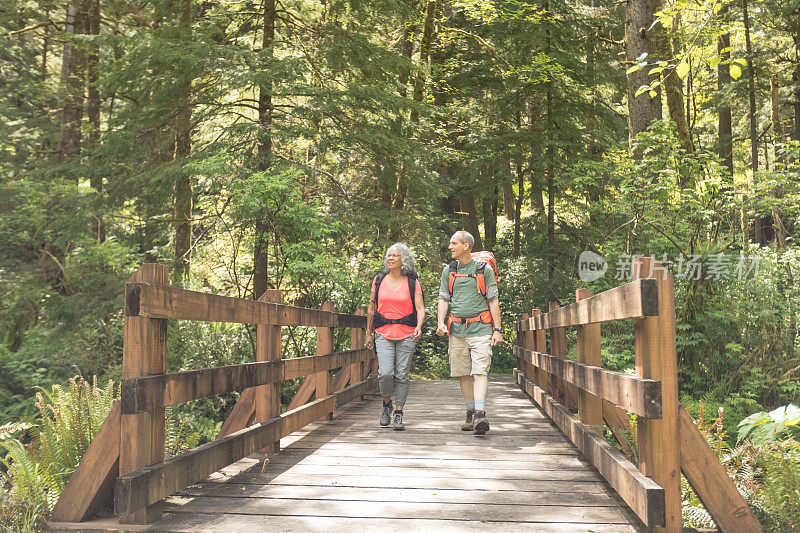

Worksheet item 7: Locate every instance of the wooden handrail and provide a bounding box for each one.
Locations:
[125,282,367,327]
[114,377,377,516]
[516,278,658,331]
[120,348,374,414]
[53,263,375,526]
[513,346,661,418]
[516,372,666,527]
[514,258,762,533]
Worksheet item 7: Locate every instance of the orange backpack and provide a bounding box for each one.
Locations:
[446,251,499,331]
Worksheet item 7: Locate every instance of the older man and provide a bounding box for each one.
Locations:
[436,231,502,435]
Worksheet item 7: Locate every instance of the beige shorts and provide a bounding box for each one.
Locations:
[449,335,492,377]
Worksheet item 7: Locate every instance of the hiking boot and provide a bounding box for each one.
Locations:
[380,401,392,426]
[473,410,490,435]
[393,410,405,431]
[461,408,475,431]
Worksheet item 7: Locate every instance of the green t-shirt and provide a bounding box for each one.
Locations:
[438,259,498,337]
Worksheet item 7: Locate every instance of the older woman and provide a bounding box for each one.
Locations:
[366,243,425,430]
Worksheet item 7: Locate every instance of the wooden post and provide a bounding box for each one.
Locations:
[316,301,335,419]
[532,309,549,392]
[119,264,168,524]
[350,308,365,399]
[633,256,680,532]
[576,288,603,432]
[521,313,537,383]
[257,289,282,452]
[517,313,527,375]
[548,302,568,406]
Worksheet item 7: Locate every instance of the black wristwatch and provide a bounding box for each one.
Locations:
[493,328,502,333]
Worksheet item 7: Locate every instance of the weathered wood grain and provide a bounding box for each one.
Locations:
[513,346,661,418]
[126,283,366,327]
[315,302,335,420]
[120,349,374,413]
[216,387,256,439]
[115,376,377,515]
[119,264,168,524]
[632,257,681,533]
[51,401,121,522]
[679,405,762,532]
[516,371,665,528]
[517,279,658,331]
[576,288,603,432]
[256,289,282,453]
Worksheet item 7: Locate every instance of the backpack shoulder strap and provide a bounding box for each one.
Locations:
[447,261,459,295]
[474,261,487,298]
[373,273,387,303]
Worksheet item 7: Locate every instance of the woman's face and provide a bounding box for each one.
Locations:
[386,248,402,270]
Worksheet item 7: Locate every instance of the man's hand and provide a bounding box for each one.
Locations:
[413,326,422,341]
[491,330,503,346]
[436,323,448,336]
[366,333,374,349]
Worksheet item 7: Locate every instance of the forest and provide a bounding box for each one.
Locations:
[1,0,800,529]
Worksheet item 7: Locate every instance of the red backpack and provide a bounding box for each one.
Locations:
[446,251,499,331]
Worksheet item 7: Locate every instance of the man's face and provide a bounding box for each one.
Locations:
[448,234,469,259]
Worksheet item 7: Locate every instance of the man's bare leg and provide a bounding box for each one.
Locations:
[472,374,490,435]
[473,374,488,403]
[459,375,474,401]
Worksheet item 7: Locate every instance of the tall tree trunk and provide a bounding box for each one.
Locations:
[743,0,764,244]
[460,192,483,251]
[41,24,49,81]
[86,0,103,242]
[389,6,418,241]
[654,10,694,164]
[410,0,436,124]
[503,175,515,221]
[624,0,662,155]
[482,164,497,249]
[391,0,436,239]
[718,16,733,181]
[545,0,555,287]
[254,0,276,300]
[513,158,524,257]
[173,0,193,286]
[58,1,88,164]
[86,0,102,239]
[794,21,800,142]
[771,75,795,355]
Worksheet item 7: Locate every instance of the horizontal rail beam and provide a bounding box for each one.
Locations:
[121,349,375,414]
[516,279,658,331]
[513,346,662,419]
[125,283,366,328]
[115,375,377,515]
[514,370,665,528]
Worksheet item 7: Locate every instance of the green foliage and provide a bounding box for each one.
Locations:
[738,405,800,446]
[0,376,117,529]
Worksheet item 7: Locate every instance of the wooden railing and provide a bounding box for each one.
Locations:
[513,257,762,533]
[50,264,375,525]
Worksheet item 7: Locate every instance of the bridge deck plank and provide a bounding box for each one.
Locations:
[50,378,641,532]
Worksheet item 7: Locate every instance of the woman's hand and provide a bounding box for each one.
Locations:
[413,326,422,341]
[366,333,374,349]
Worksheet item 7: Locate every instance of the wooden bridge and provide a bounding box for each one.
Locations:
[48,259,762,532]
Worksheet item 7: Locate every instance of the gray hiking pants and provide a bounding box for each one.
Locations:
[374,332,416,406]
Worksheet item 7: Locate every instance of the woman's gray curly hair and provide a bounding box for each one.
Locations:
[383,243,418,277]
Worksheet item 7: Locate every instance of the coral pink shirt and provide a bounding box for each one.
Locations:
[371,276,422,340]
